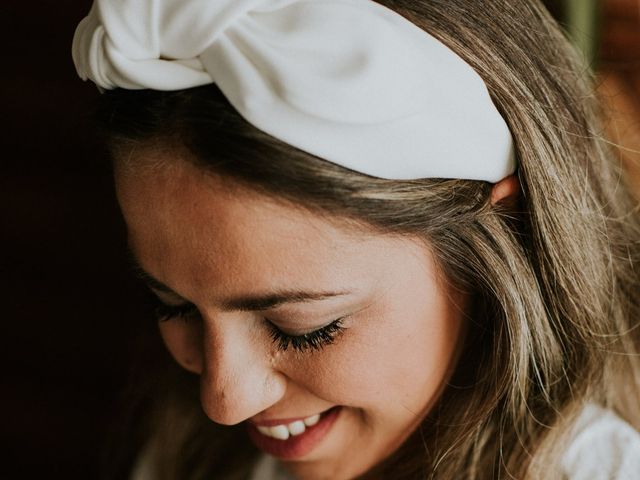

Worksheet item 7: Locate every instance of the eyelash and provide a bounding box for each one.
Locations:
[151,301,346,353]
[265,317,346,353]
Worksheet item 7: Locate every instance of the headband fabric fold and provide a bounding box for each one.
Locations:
[72,0,516,181]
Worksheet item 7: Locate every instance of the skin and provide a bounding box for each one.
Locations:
[115,149,513,479]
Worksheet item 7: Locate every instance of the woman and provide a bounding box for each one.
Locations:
[72,0,640,478]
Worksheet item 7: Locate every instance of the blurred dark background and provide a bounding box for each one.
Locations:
[1,1,638,479]
[1,1,151,478]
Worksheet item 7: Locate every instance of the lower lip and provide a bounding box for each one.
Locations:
[246,406,342,460]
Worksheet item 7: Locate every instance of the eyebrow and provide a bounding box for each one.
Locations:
[129,256,349,312]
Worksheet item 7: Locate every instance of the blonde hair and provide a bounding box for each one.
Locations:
[99,0,640,478]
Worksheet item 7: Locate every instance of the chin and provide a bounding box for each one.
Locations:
[283,458,372,480]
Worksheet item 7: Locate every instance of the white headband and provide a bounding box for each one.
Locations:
[72,0,516,182]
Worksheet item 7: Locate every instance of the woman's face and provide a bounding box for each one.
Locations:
[115,151,467,480]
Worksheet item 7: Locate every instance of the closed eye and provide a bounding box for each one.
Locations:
[265,317,347,353]
[151,297,348,353]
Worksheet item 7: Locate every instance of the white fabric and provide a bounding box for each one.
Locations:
[72,0,515,182]
[561,404,640,480]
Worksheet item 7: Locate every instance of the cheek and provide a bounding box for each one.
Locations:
[159,321,203,374]
[282,299,462,418]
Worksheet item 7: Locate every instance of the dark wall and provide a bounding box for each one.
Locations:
[1,2,151,478]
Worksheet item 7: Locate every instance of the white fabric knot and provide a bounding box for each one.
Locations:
[72,0,516,181]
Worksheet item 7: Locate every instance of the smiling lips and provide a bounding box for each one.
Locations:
[247,407,342,459]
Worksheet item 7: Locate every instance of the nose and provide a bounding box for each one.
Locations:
[199,313,287,425]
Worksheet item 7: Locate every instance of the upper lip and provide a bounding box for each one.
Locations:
[249,407,335,427]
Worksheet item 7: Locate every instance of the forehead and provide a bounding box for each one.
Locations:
[114,152,434,298]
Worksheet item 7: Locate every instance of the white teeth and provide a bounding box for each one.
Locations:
[270,425,290,440]
[288,420,306,436]
[256,412,324,439]
[303,414,320,427]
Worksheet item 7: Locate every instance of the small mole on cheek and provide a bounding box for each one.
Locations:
[269,348,282,366]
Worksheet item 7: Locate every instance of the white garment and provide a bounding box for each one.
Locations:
[561,404,640,480]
